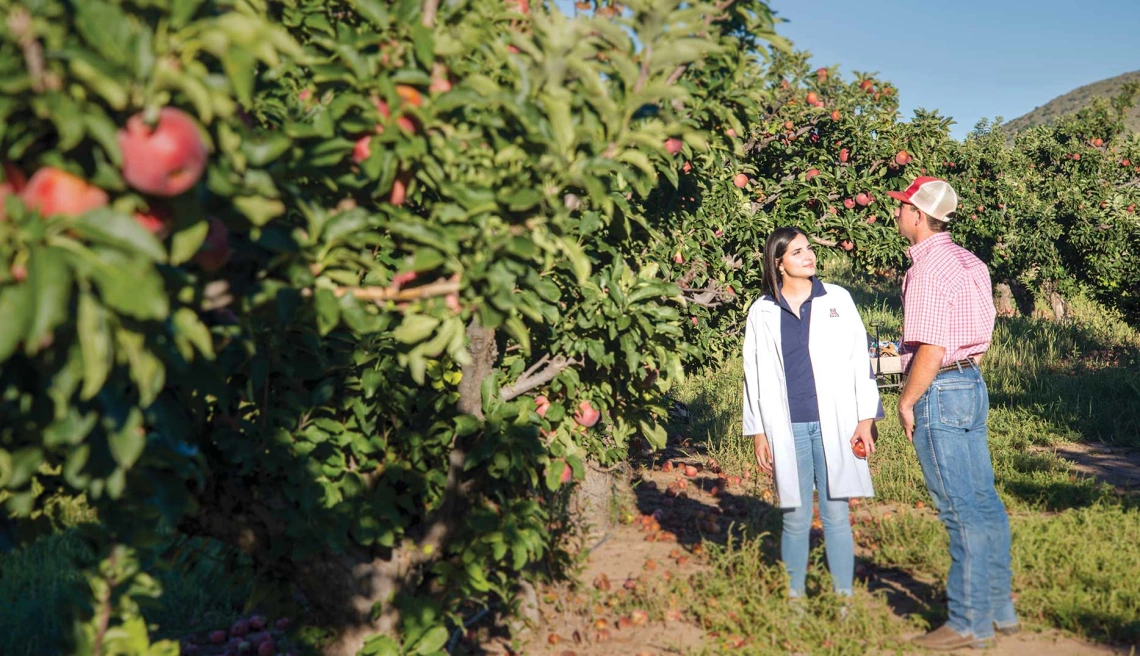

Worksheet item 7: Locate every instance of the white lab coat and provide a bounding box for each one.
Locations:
[742,283,880,509]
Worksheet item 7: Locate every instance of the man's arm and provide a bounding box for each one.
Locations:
[897,343,945,441]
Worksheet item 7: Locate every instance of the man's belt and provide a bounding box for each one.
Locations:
[936,358,979,374]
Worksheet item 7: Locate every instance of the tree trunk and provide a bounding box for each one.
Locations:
[1041,281,1067,322]
[993,282,1017,317]
[571,461,627,545]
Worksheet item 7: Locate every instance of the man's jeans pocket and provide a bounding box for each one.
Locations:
[935,383,977,428]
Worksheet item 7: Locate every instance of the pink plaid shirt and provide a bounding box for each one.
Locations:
[900,233,996,371]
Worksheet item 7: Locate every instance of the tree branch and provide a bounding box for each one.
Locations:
[421,0,439,27]
[8,9,45,93]
[499,355,581,402]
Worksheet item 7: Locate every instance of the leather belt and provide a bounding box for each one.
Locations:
[936,358,979,374]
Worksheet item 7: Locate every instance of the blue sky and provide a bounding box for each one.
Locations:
[770,0,1140,139]
[551,0,1139,141]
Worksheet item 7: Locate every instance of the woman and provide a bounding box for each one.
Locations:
[742,227,881,599]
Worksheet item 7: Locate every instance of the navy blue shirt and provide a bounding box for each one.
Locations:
[777,278,827,423]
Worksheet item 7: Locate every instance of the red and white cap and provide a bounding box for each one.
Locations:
[886,176,958,221]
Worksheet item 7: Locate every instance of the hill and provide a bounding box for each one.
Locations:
[1002,70,1140,134]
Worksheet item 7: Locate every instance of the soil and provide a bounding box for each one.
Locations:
[474,438,1139,656]
[1040,442,1140,494]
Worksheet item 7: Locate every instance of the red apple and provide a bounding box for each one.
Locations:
[682,161,692,173]
[783,120,794,131]
[672,251,684,264]
[725,128,737,138]
[855,192,871,206]
[118,107,208,197]
[852,439,867,458]
[840,240,853,251]
[1092,138,1103,147]
[683,464,698,477]
[860,79,873,92]
[248,616,267,631]
[866,216,876,224]
[574,400,600,427]
[230,619,250,637]
[839,148,849,163]
[830,110,841,121]
[389,171,410,206]
[805,92,819,105]
[534,395,551,418]
[210,630,227,645]
[193,218,233,274]
[733,173,748,188]
[1122,159,1131,167]
[662,461,673,473]
[894,150,911,166]
[298,89,313,102]
[257,641,275,656]
[664,138,683,155]
[352,136,372,164]
[805,168,820,181]
[690,316,698,326]
[843,198,855,210]
[559,459,573,484]
[133,203,173,239]
[21,167,109,218]
[1072,153,1080,161]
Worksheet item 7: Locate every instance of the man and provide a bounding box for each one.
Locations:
[887,177,1018,651]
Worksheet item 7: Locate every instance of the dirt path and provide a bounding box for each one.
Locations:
[498,443,1135,656]
[1041,442,1140,493]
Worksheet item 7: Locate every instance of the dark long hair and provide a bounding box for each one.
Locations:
[761,226,810,305]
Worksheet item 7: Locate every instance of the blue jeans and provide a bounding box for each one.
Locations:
[781,421,854,597]
[912,367,1018,639]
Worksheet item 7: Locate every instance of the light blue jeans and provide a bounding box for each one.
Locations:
[912,367,1018,639]
[781,421,854,597]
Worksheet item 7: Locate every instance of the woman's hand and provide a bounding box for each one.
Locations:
[850,419,876,458]
[752,434,773,473]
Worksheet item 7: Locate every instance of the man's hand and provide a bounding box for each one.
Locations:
[898,402,916,442]
[850,419,876,456]
[752,434,772,473]
[897,343,945,443]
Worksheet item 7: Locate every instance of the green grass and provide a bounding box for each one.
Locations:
[0,497,256,655]
[666,259,1140,648]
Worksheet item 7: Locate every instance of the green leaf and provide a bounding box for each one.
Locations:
[559,236,591,285]
[172,307,215,360]
[639,419,667,450]
[25,247,74,353]
[170,219,210,265]
[74,0,135,67]
[7,447,43,489]
[0,450,10,488]
[73,209,167,263]
[0,282,34,362]
[411,626,449,655]
[78,292,113,399]
[234,196,286,226]
[393,314,440,344]
[410,24,435,69]
[89,257,168,320]
[117,329,165,406]
[222,48,257,106]
[171,0,205,29]
[242,134,293,167]
[314,288,340,336]
[108,418,146,469]
[348,0,390,28]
